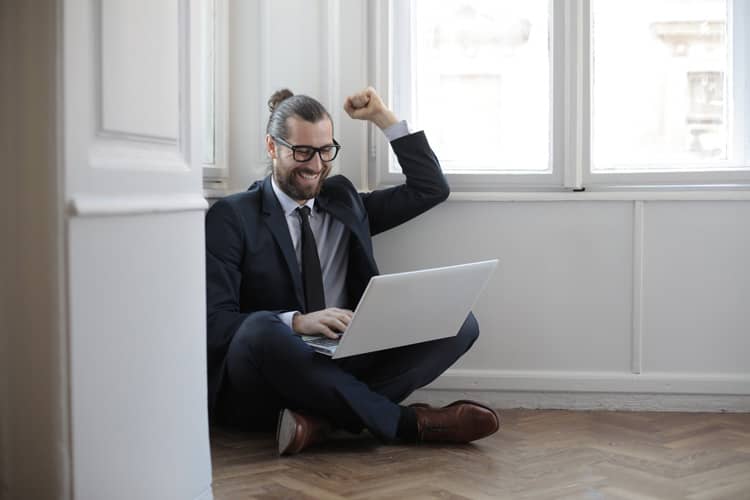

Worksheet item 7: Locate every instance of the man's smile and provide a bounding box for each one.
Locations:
[296,169,321,181]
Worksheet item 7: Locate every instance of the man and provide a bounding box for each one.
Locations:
[206,87,498,455]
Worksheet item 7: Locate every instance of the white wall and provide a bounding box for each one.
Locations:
[227,0,750,410]
[375,200,750,409]
[68,213,209,500]
[2,1,213,498]
[63,0,213,498]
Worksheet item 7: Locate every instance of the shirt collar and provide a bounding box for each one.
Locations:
[271,175,316,218]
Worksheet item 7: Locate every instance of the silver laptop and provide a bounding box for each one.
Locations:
[302,259,498,359]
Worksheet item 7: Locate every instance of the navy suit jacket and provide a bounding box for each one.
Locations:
[205,131,449,415]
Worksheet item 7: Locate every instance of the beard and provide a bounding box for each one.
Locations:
[274,163,331,202]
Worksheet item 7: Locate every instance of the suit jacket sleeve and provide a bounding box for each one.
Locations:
[205,198,249,367]
[360,130,450,235]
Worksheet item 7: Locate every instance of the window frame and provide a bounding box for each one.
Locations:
[372,0,750,193]
[202,0,230,198]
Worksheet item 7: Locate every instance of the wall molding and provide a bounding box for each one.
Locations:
[631,200,644,374]
[69,194,208,217]
[429,369,750,395]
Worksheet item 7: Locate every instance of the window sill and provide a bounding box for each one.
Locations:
[203,178,230,202]
[447,187,750,202]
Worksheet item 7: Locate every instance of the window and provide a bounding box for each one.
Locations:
[202,0,229,197]
[588,0,749,185]
[376,0,750,191]
[408,1,550,174]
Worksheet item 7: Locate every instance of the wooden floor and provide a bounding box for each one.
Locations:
[210,409,750,499]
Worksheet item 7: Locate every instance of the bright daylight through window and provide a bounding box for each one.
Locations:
[389,0,749,188]
[408,0,550,174]
[592,0,731,172]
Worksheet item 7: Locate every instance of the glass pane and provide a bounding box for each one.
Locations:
[408,0,550,173]
[591,0,729,171]
[202,0,216,165]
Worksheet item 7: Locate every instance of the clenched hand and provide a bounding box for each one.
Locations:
[344,87,399,131]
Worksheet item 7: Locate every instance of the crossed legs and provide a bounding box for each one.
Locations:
[214,311,480,441]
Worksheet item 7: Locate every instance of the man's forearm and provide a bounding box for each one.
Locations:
[370,109,399,130]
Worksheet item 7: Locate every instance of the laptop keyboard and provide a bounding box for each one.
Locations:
[306,337,340,348]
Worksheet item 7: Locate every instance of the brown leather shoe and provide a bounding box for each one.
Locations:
[413,400,499,443]
[276,409,331,456]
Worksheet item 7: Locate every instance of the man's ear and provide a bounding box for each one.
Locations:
[265,135,276,159]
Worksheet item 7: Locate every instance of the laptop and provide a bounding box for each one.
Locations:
[302,259,498,359]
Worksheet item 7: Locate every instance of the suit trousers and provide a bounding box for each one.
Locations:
[214,311,480,441]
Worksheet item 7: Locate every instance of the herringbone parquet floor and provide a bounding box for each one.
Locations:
[210,409,750,499]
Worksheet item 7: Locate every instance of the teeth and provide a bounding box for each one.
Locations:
[299,172,319,180]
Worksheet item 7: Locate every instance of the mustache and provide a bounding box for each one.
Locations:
[294,164,331,176]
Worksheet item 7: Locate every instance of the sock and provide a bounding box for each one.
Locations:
[395,406,418,442]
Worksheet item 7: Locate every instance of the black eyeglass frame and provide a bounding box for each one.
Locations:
[272,136,342,162]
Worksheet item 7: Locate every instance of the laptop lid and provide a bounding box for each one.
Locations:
[327,259,498,359]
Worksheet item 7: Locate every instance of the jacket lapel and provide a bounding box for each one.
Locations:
[260,176,305,309]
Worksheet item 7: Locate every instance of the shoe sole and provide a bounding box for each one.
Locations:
[277,409,297,456]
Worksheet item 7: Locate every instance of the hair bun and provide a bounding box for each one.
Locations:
[268,89,294,112]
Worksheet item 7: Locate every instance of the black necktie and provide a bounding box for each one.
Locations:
[297,206,326,312]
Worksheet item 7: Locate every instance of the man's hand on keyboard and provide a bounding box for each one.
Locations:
[292,308,353,339]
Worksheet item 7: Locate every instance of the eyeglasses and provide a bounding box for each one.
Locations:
[272,136,341,162]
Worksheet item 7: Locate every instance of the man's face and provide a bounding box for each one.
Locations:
[267,116,334,204]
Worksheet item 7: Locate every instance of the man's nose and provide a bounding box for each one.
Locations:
[309,152,324,169]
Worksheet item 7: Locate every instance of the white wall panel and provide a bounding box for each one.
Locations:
[255,0,324,172]
[642,201,750,373]
[69,212,211,500]
[66,0,201,197]
[262,0,323,104]
[228,0,264,189]
[63,0,213,497]
[336,0,369,188]
[373,201,635,373]
[101,0,180,139]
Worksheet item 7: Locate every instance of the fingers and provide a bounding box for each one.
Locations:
[344,87,379,117]
[343,98,357,117]
[346,87,373,109]
[319,317,346,338]
[318,327,340,340]
[301,308,353,338]
[343,88,397,129]
[344,97,367,119]
[349,92,370,109]
[321,308,353,335]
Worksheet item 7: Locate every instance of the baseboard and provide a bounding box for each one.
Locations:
[430,369,750,394]
[407,390,750,412]
[408,369,750,412]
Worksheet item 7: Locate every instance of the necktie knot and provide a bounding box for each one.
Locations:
[297,205,312,219]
